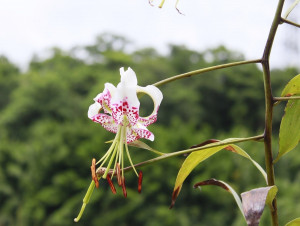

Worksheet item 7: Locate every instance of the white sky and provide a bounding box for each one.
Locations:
[0,0,299,70]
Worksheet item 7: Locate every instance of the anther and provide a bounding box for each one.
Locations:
[116,163,122,186]
[106,175,117,194]
[138,171,143,193]
[122,177,127,198]
[91,158,99,188]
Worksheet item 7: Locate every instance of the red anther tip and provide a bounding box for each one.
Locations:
[91,158,99,188]
[106,175,117,194]
[116,163,122,186]
[122,177,127,198]
[138,171,143,193]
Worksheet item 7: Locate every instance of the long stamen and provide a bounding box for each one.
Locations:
[125,138,138,176]
[121,126,126,179]
[118,126,124,173]
[102,143,119,179]
[96,126,122,165]
[111,143,120,179]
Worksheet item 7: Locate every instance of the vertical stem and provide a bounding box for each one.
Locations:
[262,0,285,225]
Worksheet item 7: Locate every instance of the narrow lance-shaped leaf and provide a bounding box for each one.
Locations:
[283,0,300,19]
[275,100,300,162]
[285,217,300,226]
[170,138,267,207]
[194,178,246,221]
[241,186,278,226]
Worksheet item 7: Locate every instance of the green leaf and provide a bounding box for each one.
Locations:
[275,100,300,162]
[193,178,246,221]
[285,217,300,226]
[241,186,278,226]
[128,140,164,156]
[281,74,300,97]
[229,144,267,183]
[170,139,267,207]
[283,0,300,19]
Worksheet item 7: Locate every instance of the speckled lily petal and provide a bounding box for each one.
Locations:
[137,85,163,126]
[125,128,140,144]
[93,83,116,114]
[110,67,140,126]
[92,114,118,134]
[88,102,102,119]
[132,125,154,141]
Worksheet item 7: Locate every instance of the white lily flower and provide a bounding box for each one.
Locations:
[87,67,163,195]
[88,67,163,143]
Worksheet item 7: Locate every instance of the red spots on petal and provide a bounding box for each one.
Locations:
[106,175,117,194]
[138,171,143,193]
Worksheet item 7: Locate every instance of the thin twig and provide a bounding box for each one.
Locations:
[280,17,300,28]
[153,59,262,87]
[274,96,300,101]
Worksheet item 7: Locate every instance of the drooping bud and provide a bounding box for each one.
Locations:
[138,171,143,193]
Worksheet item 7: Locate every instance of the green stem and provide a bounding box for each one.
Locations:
[96,134,264,176]
[274,96,300,101]
[261,0,285,225]
[153,59,262,87]
[280,18,300,28]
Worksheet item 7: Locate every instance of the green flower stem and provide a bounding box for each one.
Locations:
[280,17,300,28]
[261,0,285,225]
[274,96,300,101]
[96,134,264,177]
[153,59,261,87]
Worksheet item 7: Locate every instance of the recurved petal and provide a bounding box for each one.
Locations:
[125,128,140,144]
[137,85,163,126]
[124,125,154,144]
[91,114,118,134]
[88,102,102,119]
[93,83,116,114]
[132,124,154,141]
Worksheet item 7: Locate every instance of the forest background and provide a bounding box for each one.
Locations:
[0,33,300,226]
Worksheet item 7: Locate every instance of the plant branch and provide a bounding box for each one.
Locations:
[96,134,264,176]
[153,59,262,87]
[280,17,300,28]
[274,96,300,101]
[261,0,285,225]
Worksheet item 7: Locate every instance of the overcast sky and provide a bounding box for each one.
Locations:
[0,0,299,70]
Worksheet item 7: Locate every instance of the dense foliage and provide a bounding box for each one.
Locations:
[0,34,299,226]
